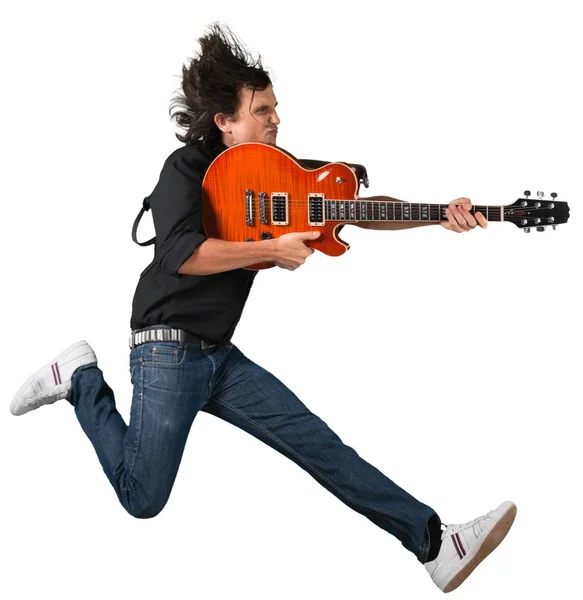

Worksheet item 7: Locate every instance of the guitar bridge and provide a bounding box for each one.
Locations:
[259,192,267,224]
[245,189,254,226]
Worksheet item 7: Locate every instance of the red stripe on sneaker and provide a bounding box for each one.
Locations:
[455,533,467,557]
[55,362,62,384]
[51,364,58,385]
[451,535,463,560]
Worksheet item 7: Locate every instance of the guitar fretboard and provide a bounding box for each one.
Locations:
[325,200,502,222]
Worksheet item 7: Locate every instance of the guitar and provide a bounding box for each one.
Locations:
[201,142,571,270]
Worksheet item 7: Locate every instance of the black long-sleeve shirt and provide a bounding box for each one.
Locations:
[130,140,257,344]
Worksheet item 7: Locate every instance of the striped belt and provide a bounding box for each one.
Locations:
[129,325,214,349]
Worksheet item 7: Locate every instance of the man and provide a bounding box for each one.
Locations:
[10,23,515,594]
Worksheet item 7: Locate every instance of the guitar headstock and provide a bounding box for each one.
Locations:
[505,190,570,232]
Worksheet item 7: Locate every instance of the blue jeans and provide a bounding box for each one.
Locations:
[69,338,440,562]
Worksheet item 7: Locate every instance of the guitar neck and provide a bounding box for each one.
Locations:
[325,196,503,222]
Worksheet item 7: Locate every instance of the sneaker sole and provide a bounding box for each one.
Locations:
[443,502,517,593]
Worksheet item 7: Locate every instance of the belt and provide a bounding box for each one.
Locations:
[129,325,216,350]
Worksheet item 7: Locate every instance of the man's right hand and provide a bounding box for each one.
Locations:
[271,231,321,271]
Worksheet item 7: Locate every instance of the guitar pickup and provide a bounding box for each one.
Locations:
[308,193,325,226]
[271,193,289,225]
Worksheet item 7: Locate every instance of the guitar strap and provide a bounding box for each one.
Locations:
[131,155,370,247]
[131,196,156,247]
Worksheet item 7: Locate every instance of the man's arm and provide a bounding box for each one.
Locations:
[178,231,321,276]
[177,238,276,276]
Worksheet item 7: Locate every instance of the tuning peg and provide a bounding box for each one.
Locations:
[537,190,544,198]
[524,227,531,233]
[550,192,558,198]
[536,226,546,232]
[552,225,557,230]
[524,190,531,197]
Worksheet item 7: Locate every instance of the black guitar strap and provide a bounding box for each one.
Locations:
[131,155,370,247]
[131,196,156,247]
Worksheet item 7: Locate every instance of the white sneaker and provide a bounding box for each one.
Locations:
[425,501,517,593]
[10,341,98,416]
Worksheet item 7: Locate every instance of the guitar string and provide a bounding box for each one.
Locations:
[238,201,560,211]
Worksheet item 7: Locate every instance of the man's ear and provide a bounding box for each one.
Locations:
[214,113,231,133]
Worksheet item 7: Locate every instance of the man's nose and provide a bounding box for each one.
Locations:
[269,109,281,125]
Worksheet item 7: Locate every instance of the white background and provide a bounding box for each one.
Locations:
[1,1,581,598]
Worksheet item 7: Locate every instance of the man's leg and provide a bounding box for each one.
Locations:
[69,340,213,518]
[200,344,442,563]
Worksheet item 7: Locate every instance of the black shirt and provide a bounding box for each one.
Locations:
[130,139,258,344]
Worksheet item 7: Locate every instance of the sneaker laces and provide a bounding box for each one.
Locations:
[443,510,491,536]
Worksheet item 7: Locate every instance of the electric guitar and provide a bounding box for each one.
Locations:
[201,142,571,270]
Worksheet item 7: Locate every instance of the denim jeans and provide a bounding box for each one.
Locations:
[69,338,441,563]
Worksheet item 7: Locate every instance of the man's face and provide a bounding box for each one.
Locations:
[215,84,280,147]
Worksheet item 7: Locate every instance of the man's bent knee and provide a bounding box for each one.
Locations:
[124,494,169,519]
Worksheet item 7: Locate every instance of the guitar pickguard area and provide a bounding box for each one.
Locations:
[244,191,327,228]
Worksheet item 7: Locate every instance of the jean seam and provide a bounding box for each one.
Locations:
[126,360,144,485]
[205,353,218,392]
[208,395,411,543]
[78,365,118,477]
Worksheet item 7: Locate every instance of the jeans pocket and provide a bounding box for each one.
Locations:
[143,342,187,367]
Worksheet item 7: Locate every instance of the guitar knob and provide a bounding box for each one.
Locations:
[524,190,531,197]
[260,232,273,240]
[245,238,255,242]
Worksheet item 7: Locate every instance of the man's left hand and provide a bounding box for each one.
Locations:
[440,197,488,233]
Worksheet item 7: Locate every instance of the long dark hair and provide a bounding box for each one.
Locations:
[169,22,272,151]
